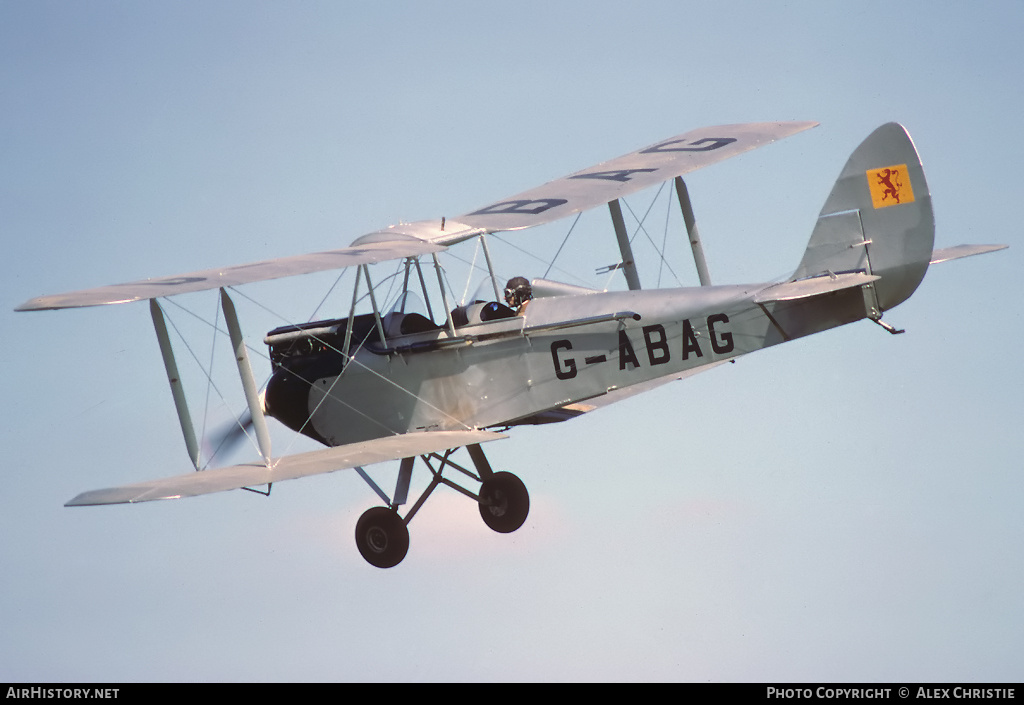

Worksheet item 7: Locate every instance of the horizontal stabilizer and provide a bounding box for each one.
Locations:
[753,272,880,304]
[65,430,505,506]
[930,244,1008,264]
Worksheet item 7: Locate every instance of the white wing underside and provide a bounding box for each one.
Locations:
[16,122,818,311]
[449,121,819,236]
[16,232,448,311]
[65,430,506,506]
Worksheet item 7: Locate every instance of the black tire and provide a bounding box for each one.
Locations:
[355,507,409,568]
[478,471,529,533]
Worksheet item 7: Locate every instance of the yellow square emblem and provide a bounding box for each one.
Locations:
[866,164,915,209]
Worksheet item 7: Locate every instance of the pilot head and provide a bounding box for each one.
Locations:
[504,277,532,309]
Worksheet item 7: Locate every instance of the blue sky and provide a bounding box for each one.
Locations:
[2,1,1021,682]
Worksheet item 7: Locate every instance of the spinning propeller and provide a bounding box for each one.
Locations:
[203,410,254,466]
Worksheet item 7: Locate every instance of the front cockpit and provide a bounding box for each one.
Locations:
[261,285,522,444]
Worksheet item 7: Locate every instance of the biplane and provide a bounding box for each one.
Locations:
[16,121,1006,567]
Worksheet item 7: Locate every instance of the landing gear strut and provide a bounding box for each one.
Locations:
[352,443,528,568]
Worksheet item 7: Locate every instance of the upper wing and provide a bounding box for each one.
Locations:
[16,122,815,311]
[444,121,819,240]
[15,230,450,312]
[65,429,505,506]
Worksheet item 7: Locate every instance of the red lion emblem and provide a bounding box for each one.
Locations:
[875,167,903,204]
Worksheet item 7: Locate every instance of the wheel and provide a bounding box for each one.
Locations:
[478,471,529,533]
[355,506,409,568]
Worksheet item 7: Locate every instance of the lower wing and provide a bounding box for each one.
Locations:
[65,430,505,506]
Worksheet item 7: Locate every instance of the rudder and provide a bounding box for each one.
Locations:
[793,123,935,315]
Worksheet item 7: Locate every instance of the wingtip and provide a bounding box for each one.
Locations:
[790,120,820,132]
[15,294,140,312]
[14,298,48,312]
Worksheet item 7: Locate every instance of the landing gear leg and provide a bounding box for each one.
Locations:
[351,444,529,567]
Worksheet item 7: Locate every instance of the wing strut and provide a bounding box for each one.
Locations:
[674,177,712,286]
[150,299,201,470]
[478,234,503,302]
[608,199,642,291]
[220,289,273,465]
[431,253,459,337]
[360,264,388,348]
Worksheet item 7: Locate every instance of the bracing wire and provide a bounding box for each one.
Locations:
[198,299,221,461]
[224,283,476,435]
[620,183,684,288]
[459,237,481,305]
[658,182,674,288]
[307,268,350,323]
[490,231,592,287]
[542,212,582,280]
[164,286,465,465]
[160,300,262,466]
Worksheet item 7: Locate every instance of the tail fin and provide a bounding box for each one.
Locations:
[793,123,935,314]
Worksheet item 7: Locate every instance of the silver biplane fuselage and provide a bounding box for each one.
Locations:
[264,284,791,448]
